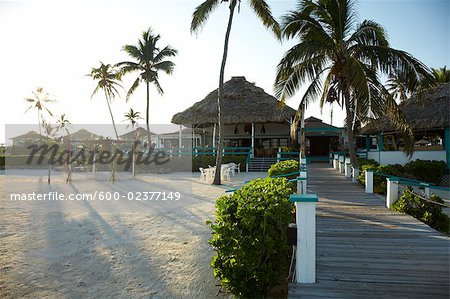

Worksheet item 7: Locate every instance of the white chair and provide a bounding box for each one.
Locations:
[221,165,233,181]
[199,167,207,181]
[235,163,241,175]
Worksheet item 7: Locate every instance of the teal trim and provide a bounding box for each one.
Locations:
[444,127,450,169]
[290,194,319,203]
[288,177,307,182]
[378,133,384,151]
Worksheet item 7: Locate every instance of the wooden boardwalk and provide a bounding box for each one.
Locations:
[289,164,449,298]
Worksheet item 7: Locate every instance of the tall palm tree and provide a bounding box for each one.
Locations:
[88,62,122,140]
[124,108,143,177]
[191,0,280,185]
[117,28,177,148]
[274,0,432,168]
[57,114,72,182]
[24,87,55,140]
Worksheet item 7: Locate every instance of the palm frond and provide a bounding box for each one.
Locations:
[126,77,141,101]
[191,0,221,35]
[249,0,281,38]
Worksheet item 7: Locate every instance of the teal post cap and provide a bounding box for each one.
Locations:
[290,194,318,203]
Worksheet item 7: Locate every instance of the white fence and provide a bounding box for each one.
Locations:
[367,151,446,165]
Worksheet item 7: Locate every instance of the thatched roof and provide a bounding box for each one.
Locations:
[362,83,450,133]
[304,117,343,130]
[171,76,295,125]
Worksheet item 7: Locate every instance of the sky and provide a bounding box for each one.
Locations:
[1,0,449,143]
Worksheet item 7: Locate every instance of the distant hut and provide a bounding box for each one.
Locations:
[304,117,344,161]
[172,76,296,157]
[11,131,50,147]
[360,83,450,166]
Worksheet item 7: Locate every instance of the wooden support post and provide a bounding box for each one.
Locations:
[290,194,318,283]
[386,178,399,208]
[251,123,255,158]
[277,147,281,163]
[365,170,374,193]
[339,155,345,173]
[333,155,339,170]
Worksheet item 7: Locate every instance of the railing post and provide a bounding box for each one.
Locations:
[290,194,318,283]
[339,155,345,174]
[297,172,307,194]
[345,158,351,178]
[333,155,339,170]
[277,149,281,163]
[420,183,431,197]
[386,178,399,209]
[365,170,374,193]
[329,153,333,166]
[352,167,360,183]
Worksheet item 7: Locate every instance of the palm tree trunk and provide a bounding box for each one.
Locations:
[146,81,152,149]
[213,0,237,185]
[104,90,119,140]
[344,94,359,169]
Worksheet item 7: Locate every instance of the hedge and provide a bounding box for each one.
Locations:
[208,177,294,298]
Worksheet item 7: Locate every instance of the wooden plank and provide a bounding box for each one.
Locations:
[289,164,450,298]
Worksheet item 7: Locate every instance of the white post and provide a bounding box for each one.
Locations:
[352,168,360,183]
[339,156,345,173]
[365,170,374,193]
[277,149,281,163]
[345,158,351,178]
[386,178,399,208]
[251,123,255,158]
[290,194,318,284]
[421,183,431,197]
[297,172,307,195]
[333,156,339,170]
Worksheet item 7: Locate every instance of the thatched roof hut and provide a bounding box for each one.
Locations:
[171,76,295,126]
[362,83,449,133]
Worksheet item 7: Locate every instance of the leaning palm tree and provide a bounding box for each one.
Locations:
[116,28,177,149]
[191,0,280,185]
[87,63,122,140]
[24,87,55,141]
[274,0,432,168]
[124,108,143,178]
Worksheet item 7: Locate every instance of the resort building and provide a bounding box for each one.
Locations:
[359,83,450,168]
[10,131,50,147]
[172,76,344,162]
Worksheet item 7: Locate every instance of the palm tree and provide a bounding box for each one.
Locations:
[124,108,143,177]
[117,28,177,149]
[191,0,280,185]
[57,114,72,182]
[431,66,450,83]
[274,0,432,168]
[87,62,122,140]
[24,87,55,140]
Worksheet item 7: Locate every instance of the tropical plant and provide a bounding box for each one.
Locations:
[24,87,55,140]
[56,114,72,182]
[274,0,433,169]
[208,177,294,297]
[87,62,122,140]
[123,108,143,177]
[191,0,280,185]
[117,28,177,148]
[431,66,450,83]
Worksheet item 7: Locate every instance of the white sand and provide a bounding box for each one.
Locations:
[0,170,265,298]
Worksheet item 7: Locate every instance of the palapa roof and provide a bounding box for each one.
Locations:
[171,76,296,126]
[362,83,449,133]
[304,117,343,130]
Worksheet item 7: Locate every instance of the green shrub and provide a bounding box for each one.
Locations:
[358,164,405,194]
[268,159,299,178]
[357,157,379,168]
[392,188,449,234]
[404,160,447,185]
[208,177,294,298]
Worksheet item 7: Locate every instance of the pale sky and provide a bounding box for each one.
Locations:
[1,0,449,143]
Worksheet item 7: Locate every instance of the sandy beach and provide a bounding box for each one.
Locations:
[0,170,263,298]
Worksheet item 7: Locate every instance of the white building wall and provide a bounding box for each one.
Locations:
[367,151,447,165]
